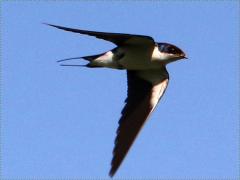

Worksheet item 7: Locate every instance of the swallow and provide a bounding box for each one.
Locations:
[45,23,187,177]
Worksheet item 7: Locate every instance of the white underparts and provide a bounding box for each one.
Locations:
[89,46,174,70]
[90,51,120,68]
[150,79,168,109]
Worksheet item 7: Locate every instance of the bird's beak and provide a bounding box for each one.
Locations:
[181,53,188,59]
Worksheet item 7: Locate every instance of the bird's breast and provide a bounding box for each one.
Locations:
[119,46,165,70]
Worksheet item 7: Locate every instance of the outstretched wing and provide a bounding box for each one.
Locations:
[45,23,154,46]
[109,69,169,177]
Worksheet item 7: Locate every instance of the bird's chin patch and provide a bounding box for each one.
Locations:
[169,54,186,61]
[161,56,183,65]
[171,56,182,61]
[156,53,180,64]
[158,52,170,60]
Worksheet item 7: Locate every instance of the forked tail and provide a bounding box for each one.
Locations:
[57,53,104,68]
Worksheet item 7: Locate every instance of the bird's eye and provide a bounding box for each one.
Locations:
[169,47,177,54]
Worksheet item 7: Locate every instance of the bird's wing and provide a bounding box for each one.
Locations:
[45,23,154,46]
[109,68,169,177]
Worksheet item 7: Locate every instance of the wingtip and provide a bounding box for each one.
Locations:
[42,22,51,26]
[109,162,119,178]
[42,22,60,29]
[109,169,115,178]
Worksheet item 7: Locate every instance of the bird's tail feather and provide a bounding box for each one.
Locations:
[81,53,104,61]
[57,54,100,63]
[57,53,104,68]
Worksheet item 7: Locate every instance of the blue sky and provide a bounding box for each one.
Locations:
[1,1,239,179]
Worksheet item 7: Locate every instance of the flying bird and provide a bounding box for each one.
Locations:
[46,23,187,177]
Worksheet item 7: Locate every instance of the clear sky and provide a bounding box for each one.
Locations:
[1,1,239,179]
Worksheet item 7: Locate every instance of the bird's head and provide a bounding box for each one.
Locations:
[156,42,187,63]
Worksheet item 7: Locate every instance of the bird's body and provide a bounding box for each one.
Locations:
[86,46,171,70]
[46,23,187,177]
